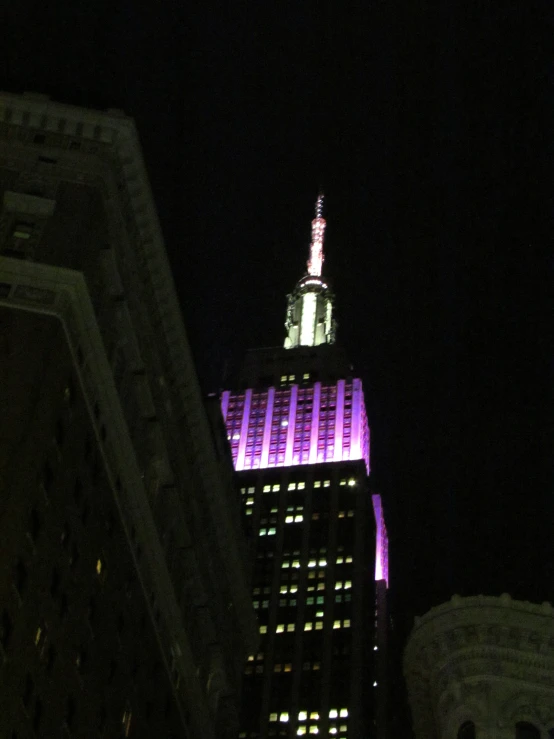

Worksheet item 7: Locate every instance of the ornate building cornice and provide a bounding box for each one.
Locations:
[404,595,554,739]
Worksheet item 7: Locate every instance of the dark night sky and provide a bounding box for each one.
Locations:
[3,0,553,697]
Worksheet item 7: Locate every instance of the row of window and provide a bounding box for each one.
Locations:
[259,619,351,635]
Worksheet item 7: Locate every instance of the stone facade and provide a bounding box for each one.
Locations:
[0,92,257,738]
[404,595,554,739]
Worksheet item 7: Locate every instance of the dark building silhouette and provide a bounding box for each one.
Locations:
[0,92,257,738]
[220,197,390,738]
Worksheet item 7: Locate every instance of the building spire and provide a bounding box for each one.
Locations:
[307,193,326,277]
[284,194,336,349]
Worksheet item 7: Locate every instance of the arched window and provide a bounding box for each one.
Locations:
[516,722,540,739]
[458,721,476,739]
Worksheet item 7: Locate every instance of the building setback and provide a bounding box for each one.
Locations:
[0,92,257,738]
[221,197,390,739]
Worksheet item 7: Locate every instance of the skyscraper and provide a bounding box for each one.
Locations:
[221,196,389,739]
[0,92,257,738]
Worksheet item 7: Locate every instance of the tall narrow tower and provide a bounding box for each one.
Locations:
[221,196,389,739]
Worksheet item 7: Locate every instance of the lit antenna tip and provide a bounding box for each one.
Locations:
[316,193,324,218]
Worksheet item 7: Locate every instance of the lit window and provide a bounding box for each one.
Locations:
[288,375,295,381]
[288,482,296,491]
[122,706,132,737]
[280,586,288,594]
[344,581,352,589]
[340,479,346,486]
[340,724,347,730]
[248,487,255,494]
[329,709,338,719]
[323,480,330,487]
[304,622,313,631]
[280,712,289,723]
[333,621,341,629]
[330,729,337,736]
[315,621,323,630]
[282,561,290,569]
[246,499,254,506]
[373,645,378,651]
[287,623,295,632]
[317,583,325,591]
[318,559,327,567]
[340,709,348,718]
[336,556,344,564]
[314,481,321,488]
[335,581,342,590]
[290,585,298,593]
[268,528,276,536]
[347,510,354,517]
[308,560,316,568]
[294,515,303,523]
[343,619,351,628]
[315,611,324,618]
[345,556,353,563]
[232,433,240,440]
[310,712,319,720]
[263,484,271,492]
[298,711,307,721]
[281,419,289,427]
[259,529,267,536]
[303,373,310,380]
[276,624,284,633]
[292,560,300,568]
[260,625,267,634]
[247,654,255,662]
[297,729,306,736]
[298,481,305,490]
[284,663,292,672]
[338,511,345,519]
[272,484,280,492]
[309,728,319,735]
[269,712,278,722]
[245,509,252,516]
[96,558,104,576]
[373,681,378,687]
[285,516,294,523]
[348,478,356,487]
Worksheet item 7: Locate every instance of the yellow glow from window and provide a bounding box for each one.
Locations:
[287,624,295,632]
[269,712,278,722]
[280,712,289,723]
[329,709,338,719]
[340,709,348,718]
[260,625,267,634]
[298,711,307,721]
[96,558,103,575]
[34,626,42,646]
[304,622,313,631]
[276,624,284,633]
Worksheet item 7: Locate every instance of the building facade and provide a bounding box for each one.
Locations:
[221,197,389,738]
[0,92,257,738]
[404,595,554,739]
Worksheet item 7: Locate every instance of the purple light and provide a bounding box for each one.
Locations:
[222,379,370,474]
[372,494,389,587]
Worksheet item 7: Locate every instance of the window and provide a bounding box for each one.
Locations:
[1,609,12,649]
[122,704,132,736]
[515,723,540,739]
[457,722,475,739]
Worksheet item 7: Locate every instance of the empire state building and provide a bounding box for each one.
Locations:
[221,196,389,739]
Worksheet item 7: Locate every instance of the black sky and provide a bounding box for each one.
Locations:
[3,0,553,698]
